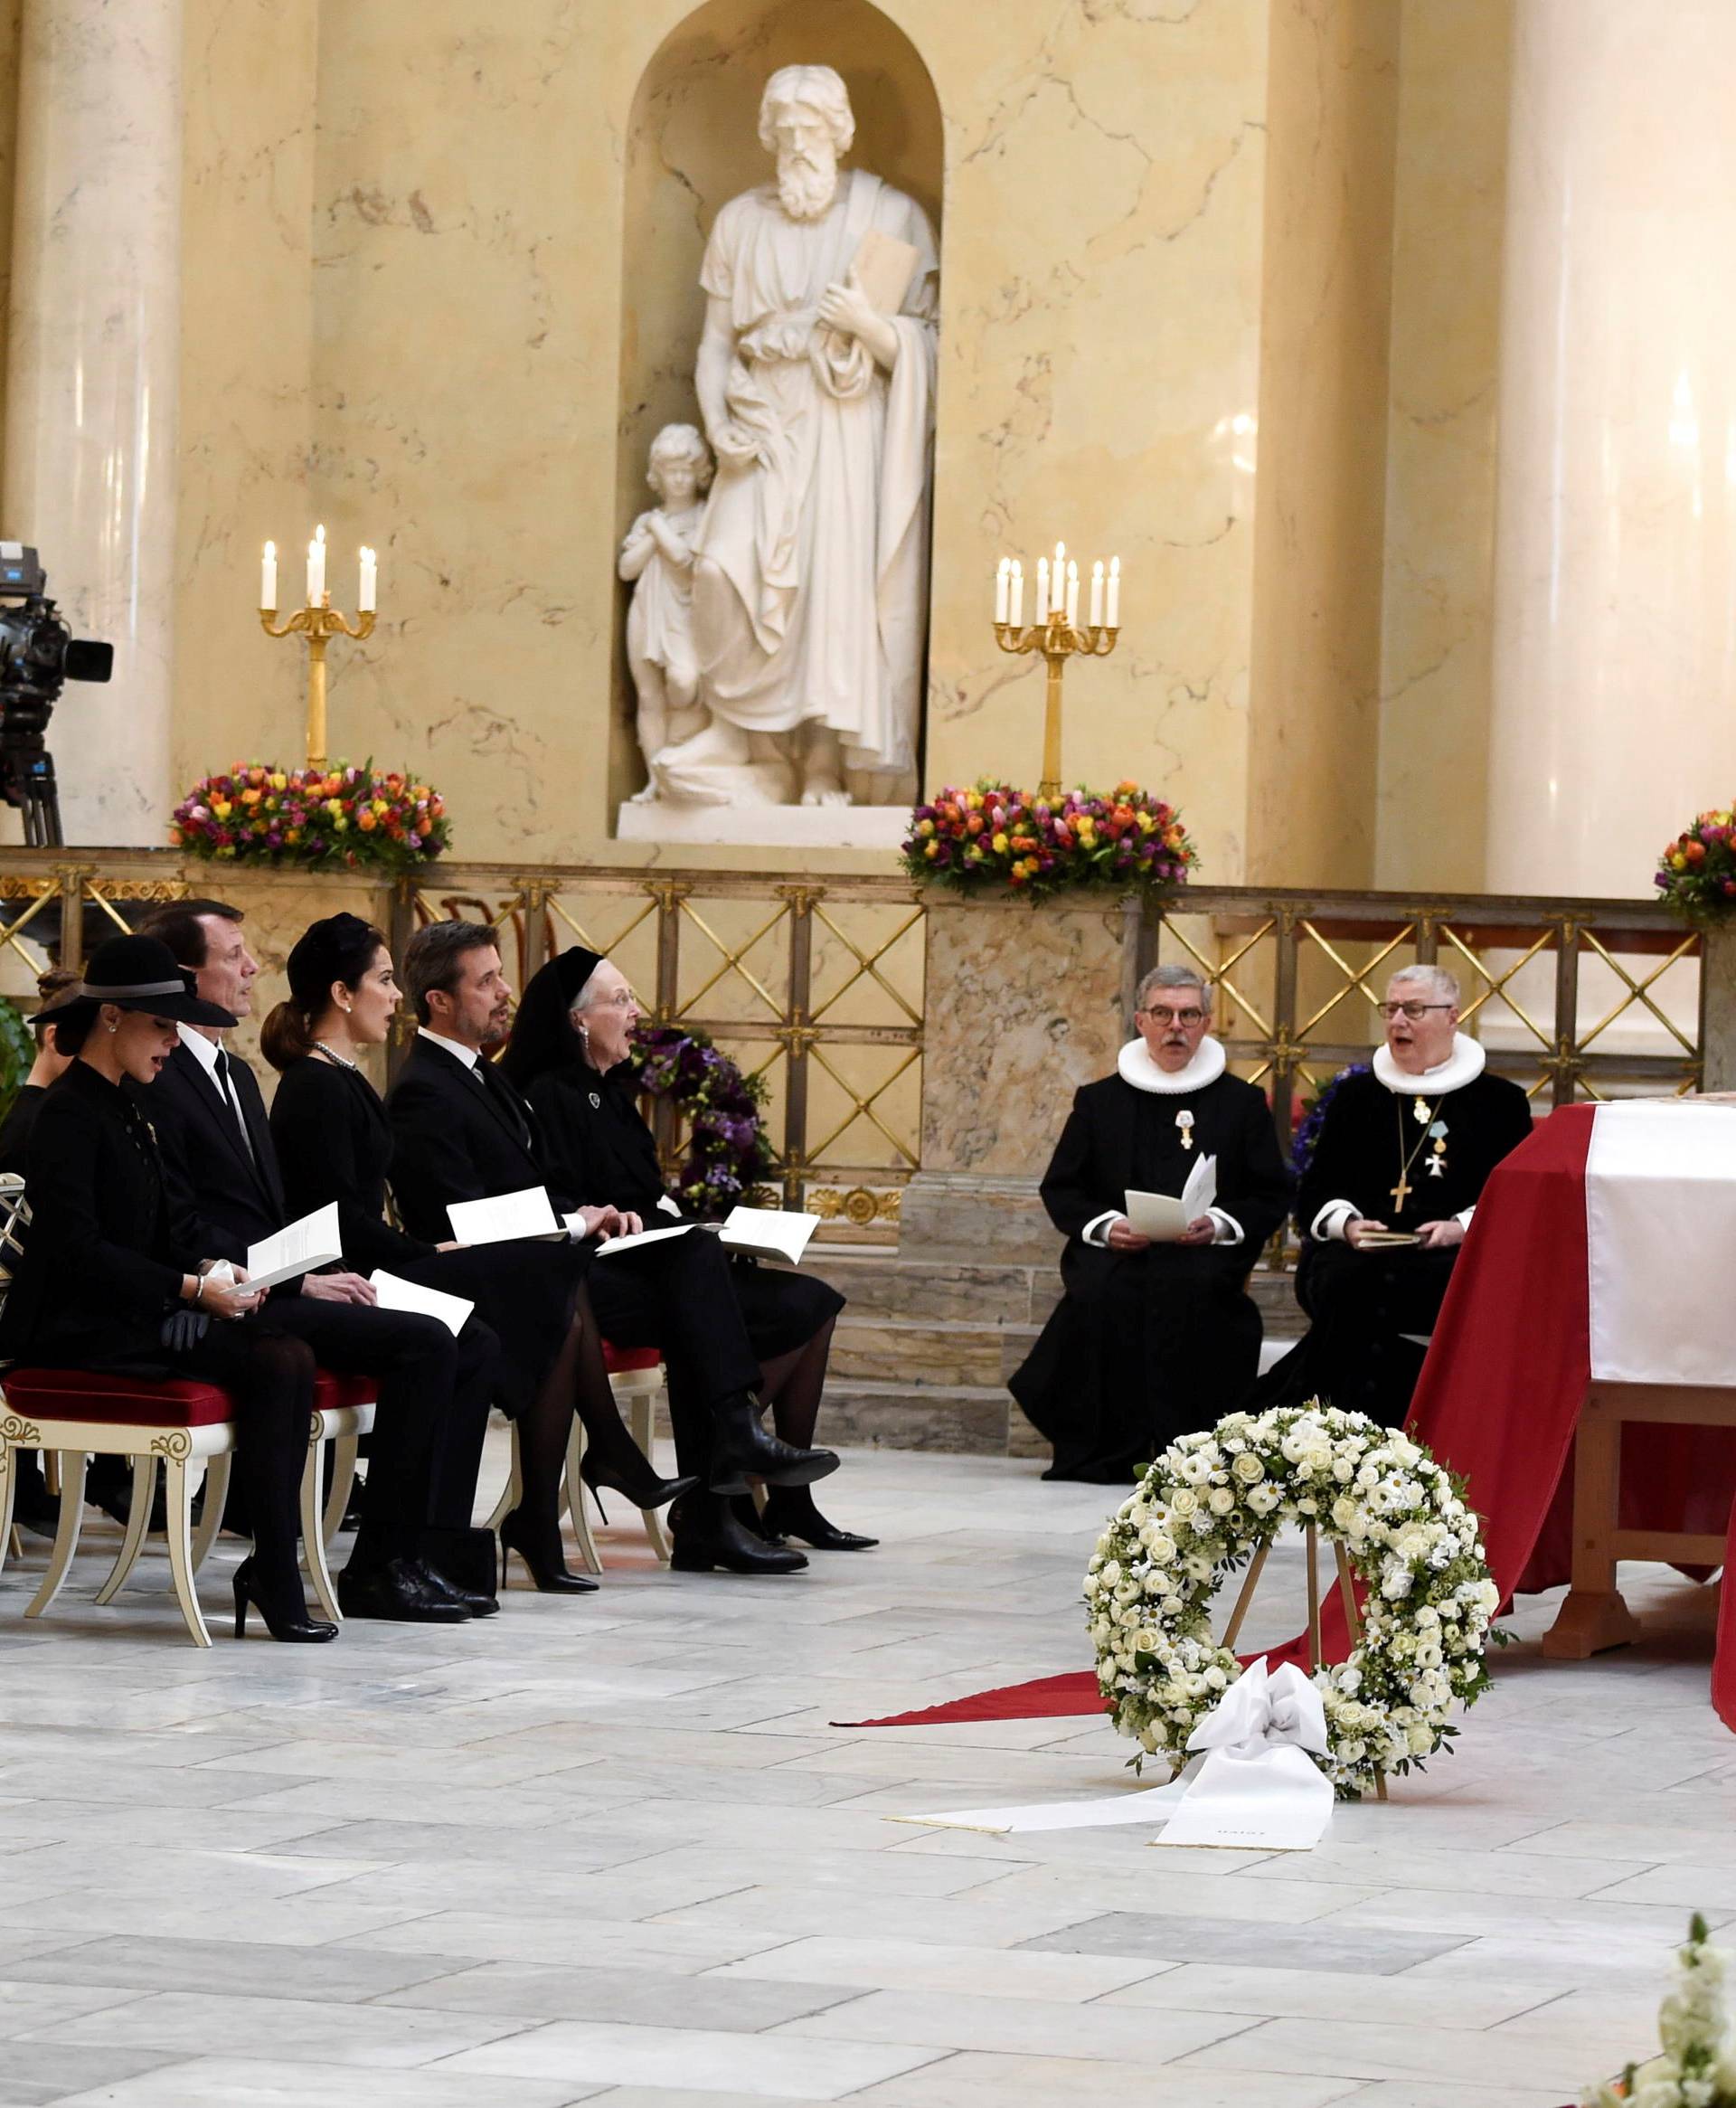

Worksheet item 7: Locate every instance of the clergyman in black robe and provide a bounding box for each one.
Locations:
[1011,969,1292,1483]
[1259,966,1533,1428]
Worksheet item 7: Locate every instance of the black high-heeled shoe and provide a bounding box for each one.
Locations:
[762,1486,879,1552]
[231,1557,338,1643]
[580,1455,698,1517]
[498,1507,599,1594]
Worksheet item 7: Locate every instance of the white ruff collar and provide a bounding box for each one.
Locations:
[1117,1035,1228,1096]
[1372,1031,1486,1097]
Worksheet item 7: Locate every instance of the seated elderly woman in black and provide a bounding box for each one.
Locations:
[0,935,334,1641]
[499,947,871,1552]
[263,913,694,1596]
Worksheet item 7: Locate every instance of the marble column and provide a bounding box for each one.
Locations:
[2,0,182,846]
[1486,1,1736,900]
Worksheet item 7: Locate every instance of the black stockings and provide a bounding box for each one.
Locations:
[755,1316,836,1451]
[513,1284,650,1552]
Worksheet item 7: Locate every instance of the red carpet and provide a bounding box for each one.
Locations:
[845,1108,1736,1732]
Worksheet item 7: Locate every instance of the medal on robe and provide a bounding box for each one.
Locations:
[1426,1119,1448,1178]
[589,1091,601,1109]
[1412,1097,1430,1125]
[1175,1110,1195,1151]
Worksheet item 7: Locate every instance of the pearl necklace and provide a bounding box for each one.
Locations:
[314,1040,360,1072]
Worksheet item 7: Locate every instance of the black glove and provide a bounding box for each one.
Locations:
[159,1308,211,1354]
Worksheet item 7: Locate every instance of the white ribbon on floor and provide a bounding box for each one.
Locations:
[899,1658,1335,1852]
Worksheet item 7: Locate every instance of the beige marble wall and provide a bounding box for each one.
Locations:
[1375,0,1512,892]
[1244,0,1399,891]
[0,0,20,498]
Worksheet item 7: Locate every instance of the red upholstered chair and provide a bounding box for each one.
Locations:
[486,1341,671,1571]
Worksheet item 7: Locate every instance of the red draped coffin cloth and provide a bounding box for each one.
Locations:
[1268,1103,1736,1727]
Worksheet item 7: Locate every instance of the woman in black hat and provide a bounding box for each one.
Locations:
[500,947,872,1554]
[262,913,694,1593]
[0,934,335,1641]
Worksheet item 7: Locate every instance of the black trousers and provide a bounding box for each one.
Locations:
[256,1296,498,1531]
[586,1232,761,1476]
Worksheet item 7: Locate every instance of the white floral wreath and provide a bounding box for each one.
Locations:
[1085,1403,1501,1799]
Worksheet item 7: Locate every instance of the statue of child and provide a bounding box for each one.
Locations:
[619,423,712,802]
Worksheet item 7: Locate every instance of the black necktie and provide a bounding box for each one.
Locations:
[473,1056,531,1149]
[214,1050,257,1164]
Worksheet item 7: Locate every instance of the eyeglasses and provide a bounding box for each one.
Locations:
[1139,1007,1205,1027]
[1377,1001,1454,1021]
[594,990,639,1010]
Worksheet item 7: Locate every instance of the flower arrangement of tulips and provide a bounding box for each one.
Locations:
[1656,808,1736,925]
[171,761,450,874]
[901,781,1198,902]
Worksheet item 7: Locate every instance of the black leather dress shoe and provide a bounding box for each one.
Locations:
[669,1491,808,1574]
[337,1556,471,1623]
[418,1561,499,1618]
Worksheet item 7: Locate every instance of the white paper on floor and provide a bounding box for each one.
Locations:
[897,1658,1335,1852]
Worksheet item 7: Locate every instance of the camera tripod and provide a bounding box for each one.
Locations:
[0,737,64,846]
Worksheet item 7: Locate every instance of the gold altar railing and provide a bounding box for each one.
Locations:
[1146,887,1704,1146]
[0,854,1711,1200]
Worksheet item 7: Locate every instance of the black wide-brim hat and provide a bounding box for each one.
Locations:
[63,933,237,1029]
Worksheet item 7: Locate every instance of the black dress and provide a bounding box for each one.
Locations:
[269,1053,576,1419]
[524,1062,844,1362]
[1010,1066,1293,1481]
[1260,1064,1534,1426]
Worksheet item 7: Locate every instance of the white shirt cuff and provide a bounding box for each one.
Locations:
[1206,1207,1243,1248]
[656,1195,682,1219]
[1311,1199,1359,1243]
[1455,1204,1475,1231]
[1081,1209,1119,1248]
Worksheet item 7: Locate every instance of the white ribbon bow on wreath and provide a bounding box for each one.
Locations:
[904,1657,1335,1851]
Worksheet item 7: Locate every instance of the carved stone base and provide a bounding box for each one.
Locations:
[615,802,910,849]
[900,1170,1063,1267]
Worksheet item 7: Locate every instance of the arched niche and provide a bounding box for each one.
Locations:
[609,0,943,814]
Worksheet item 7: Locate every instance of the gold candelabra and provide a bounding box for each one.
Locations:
[993,606,1119,801]
[259,599,375,775]
[259,530,377,772]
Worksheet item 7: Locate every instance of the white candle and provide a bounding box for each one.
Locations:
[1107,554,1120,628]
[995,556,1010,624]
[260,541,277,612]
[1089,559,1104,629]
[1009,560,1024,627]
[359,544,377,614]
[1065,560,1079,629]
[1035,557,1049,623]
[307,524,326,606]
[1052,542,1065,614]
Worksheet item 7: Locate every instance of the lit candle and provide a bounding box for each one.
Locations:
[1107,554,1120,628]
[1035,557,1049,623]
[1052,542,1065,614]
[359,544,377,614]
[1089,559,1104,629]
[1009,560,1024,627]
[307,524,326,606]
[995,556,1010,625]
[1065,560,1079,629]
[260,541,277,612]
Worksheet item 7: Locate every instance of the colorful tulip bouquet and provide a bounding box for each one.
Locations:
[171,762,450,874]
[902,782,1198,902]
[1656,808,1736,923]
[629,1023,776,1216]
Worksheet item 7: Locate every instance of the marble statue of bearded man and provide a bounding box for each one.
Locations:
[663,64,939,808]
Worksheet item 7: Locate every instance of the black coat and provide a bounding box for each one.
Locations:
[386,1036,574,1245]
[1011,1066,1293,1481]
[145,1039,287,1263]
[1294,1068,1534,1237]
[269,1055,437,1275]
[527,1061,844,1360]
[0,1083,48,1179]
[0,1059,193,1368]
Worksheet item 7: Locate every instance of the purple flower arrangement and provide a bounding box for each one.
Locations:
[628,1023,776,1216]
[901,780,1198,903]
[1290,1063,1370,1181]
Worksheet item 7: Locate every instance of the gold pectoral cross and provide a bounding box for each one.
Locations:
[1391,1167,1411,1211]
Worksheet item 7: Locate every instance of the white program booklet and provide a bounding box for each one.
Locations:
[244,1203,344,1293]
[446,1185,562,1246]
[593,1223,698,1257]
[370,1270,475,1338]
[718,1205,819,1266]
[1126,1153,1218,1242]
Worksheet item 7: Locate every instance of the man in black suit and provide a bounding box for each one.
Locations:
[387,920,837,1576]
[135,899,497,1622]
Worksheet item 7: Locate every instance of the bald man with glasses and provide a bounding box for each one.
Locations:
[1011,964,1291,1483]
[1258,964,1533,1428]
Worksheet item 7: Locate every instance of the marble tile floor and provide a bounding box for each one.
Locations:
[0,1434,1731,2106]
